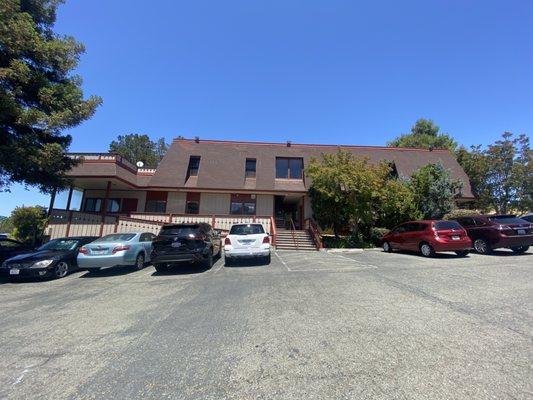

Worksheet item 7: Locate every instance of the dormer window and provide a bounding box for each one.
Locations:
[245,158,256,178]
[275,157,303,179]
[186,156,201,179]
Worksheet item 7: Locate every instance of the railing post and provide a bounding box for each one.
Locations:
[168,213,173,223]
[211,215,216,228]
[65,211,73,237]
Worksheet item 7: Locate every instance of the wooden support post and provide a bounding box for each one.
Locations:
[47,188,57,216]
[211,215,216,228]
[65,186,74,211]
[65,211,73,237]
[99,181,111,237]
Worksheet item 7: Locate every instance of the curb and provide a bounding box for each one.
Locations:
[325,248,382,253]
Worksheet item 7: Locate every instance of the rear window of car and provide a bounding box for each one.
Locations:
[159,226,200,236]
[229,224,265,235]
[94,233,136,242]
[488,216,528,225]
[434,221,462,230]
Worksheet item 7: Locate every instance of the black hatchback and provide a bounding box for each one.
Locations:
[151,223,221,272]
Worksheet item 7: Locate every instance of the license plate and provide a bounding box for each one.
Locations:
[517,229,526,235]
[9,269,19,275]
[171,242,182,248]
[451,235,460,240]
[92,250,107,255]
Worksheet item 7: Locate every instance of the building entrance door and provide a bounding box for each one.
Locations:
[274,195,303,230]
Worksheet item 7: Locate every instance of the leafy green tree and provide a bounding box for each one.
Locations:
[0,0,102,192]
[457,132,531,213]
[306,151,391,238]
[0,215,14,233]
[10,206,48,244]
[409,163,462,219]
[375,179,422,228]
[388,118,458,151]
[109,134,169,168]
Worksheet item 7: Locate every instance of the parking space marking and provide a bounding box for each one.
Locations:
[275,251,377,272]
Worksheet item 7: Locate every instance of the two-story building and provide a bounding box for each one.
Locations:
[46,137,474,249]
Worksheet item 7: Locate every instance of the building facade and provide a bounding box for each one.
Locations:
[46,138,474,243]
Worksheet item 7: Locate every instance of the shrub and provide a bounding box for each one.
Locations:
[442,209,481,220]
[369,227,390,245]
[10,206,48,244]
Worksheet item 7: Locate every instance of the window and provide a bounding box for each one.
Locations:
[276,158,303,179]
[245,158,256,178]
[84,198,120,213]
[140,233,155,242]
[94,233,136,242]
[456,218,476,227]
[145,191,168,213]
[230,194,256,215]
[434,221,462,230]
[186,156,201,179]
[229,224,265,235]
[185,192,200,214]
[84,198,102,212]
[107,198,121,213]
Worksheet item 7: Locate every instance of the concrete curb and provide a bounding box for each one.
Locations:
[325,248,382,253]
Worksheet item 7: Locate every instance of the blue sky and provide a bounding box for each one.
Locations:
[1,0,532,216]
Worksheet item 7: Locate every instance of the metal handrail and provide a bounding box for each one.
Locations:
[306,218,323,250]
[289,218,299,250]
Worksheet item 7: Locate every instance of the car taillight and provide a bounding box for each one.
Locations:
[262,236,270,244]
[224,237,231,245]
[79,247,88,254]
[112,245,130,254]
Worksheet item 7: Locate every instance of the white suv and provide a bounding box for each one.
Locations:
[224,223,271,265]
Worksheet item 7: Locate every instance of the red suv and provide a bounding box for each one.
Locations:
[453,215,533,254]
[382,220,472,257]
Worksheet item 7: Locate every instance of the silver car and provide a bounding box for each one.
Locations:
[77,232,155,271]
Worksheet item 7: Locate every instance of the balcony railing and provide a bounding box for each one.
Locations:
[68,153,139,173]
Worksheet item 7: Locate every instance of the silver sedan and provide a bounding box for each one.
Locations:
[77,232,155,271]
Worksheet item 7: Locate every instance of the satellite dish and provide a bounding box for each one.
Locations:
[136,161,144,168]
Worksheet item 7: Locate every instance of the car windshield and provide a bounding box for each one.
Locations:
[159,226,200,236]
[434,221,462,230]
[229,224,265,235]
[488,216,528,225]
[38,239,80,251]
[94,233,136,242]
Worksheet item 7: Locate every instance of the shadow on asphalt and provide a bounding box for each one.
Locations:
[224,258,271,267]
[388,250,472,259]
[485,250,532,257]
[150,263,211,276]
[79,266,140,278]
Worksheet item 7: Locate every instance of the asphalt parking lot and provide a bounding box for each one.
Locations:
[0,248,532,400]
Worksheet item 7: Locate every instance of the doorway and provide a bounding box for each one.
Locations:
[274,195,304,230]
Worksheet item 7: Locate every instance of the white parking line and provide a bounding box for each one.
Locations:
[274,252,291,271]
[275,251,377,272]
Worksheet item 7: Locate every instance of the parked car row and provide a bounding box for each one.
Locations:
[0,222,272,280]
[382,214,533,257]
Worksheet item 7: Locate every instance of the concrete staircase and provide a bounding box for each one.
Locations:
[275,228,317,251]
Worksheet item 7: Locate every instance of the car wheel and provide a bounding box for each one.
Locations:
[53,261,69,279]
[133,253,145,270]
[511,245,529,254]
[420,243,435,257]
[202,249,213,269]
[383,241,392,253]
[455,250,469,257]
[473,238,492,254]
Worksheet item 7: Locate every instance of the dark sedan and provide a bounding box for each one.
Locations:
[0,238,34,264]
[1,236,97,279]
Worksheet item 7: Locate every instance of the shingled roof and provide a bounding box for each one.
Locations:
[148,138,474,198]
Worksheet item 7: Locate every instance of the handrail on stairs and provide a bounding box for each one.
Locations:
[305,217,323,250]
[289,218,299,250]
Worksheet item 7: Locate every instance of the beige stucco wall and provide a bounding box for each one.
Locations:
[167,192,187,213]
[256,194,274,216]
[199,193,231,215]
[82,190,147,212]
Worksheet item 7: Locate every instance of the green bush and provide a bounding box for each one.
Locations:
[10,206,48,244]
[369,227,390,245]
[442,209,480,220]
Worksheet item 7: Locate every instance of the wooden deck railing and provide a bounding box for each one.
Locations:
[305,218,323,250]
[46,210,276,240]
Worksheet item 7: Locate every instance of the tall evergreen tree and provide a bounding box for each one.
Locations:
[0,0,101,192]
[388,118,458,151]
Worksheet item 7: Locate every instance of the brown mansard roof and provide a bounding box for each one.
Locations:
[147,138,473,198]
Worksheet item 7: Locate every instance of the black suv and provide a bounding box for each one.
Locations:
[151,223,222,272]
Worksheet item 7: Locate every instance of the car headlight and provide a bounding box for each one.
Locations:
[31,259,55,268]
